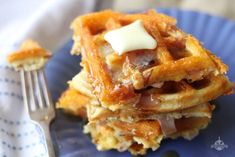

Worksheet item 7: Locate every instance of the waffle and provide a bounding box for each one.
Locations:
[57,83,213,155]
[135,74,232,112]
[87,102,214,123]
[56,72,214,155]
[7,40,51,71]
[56,87,88,118]
[85,116,211,155]
[56,9,234,156]
[57,84,214,122]
[68,69,232,112]
[71,10,229,110]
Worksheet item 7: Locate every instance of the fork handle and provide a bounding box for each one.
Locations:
[38,121,56,157]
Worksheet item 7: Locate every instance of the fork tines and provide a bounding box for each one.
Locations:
[20,69,53,113]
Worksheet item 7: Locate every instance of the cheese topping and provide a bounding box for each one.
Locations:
[104,20,157,55]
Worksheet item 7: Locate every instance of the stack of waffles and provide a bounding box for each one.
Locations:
[57,10,233,155]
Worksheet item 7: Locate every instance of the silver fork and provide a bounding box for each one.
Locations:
[20,68,56,157]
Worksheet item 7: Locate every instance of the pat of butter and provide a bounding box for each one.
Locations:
[104,20,157,55]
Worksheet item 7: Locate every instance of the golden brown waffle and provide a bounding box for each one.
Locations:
[136,74,232,112]
[56,86,212,155]
[71,10,229,110]
[85,116,210,155]
[56,87,88,118]
[84,120,162,155]
[7,40,51,71]
[56,84,214,122]
[66,69,232,112]
[86,102,214,123]
[55,9,234,156]
[8,40,51,62]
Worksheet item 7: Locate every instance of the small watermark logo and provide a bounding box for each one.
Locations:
[211,136,228,151]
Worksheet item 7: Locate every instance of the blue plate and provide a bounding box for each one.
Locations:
[46,8,235,157]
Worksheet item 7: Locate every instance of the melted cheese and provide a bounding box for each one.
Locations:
[10,57,48,71]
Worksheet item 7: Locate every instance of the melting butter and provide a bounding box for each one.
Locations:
[104,20,157,55]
